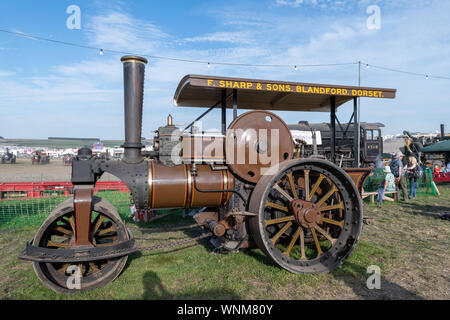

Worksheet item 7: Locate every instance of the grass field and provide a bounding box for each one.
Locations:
[0,186,449,300]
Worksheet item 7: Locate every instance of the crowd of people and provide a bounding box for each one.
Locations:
[377,152,424,204]
[433,162,450,174]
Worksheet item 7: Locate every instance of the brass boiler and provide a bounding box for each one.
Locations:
[147,161,234,209]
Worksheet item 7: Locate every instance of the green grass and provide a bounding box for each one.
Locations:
[1,186,449,300]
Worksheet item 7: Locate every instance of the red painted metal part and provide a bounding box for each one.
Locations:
[74,185,94,246]
[433,172,450,183]
[0,181,129,201]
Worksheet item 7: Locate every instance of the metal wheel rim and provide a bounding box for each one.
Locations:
[32,197,129,293]
[249,159,362,273]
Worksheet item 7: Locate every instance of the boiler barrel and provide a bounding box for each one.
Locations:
[148,162,234,209]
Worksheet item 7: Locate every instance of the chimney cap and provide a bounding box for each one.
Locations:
[121,55,148,64]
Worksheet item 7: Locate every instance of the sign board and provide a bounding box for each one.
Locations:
[201,79,394,98]
[290,130,322,145]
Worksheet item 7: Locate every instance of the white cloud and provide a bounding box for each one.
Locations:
[274,0,440,10]
[276,0,305,8]
[54,58,122,83]
[184,31,257,44]
[85,10,171,54]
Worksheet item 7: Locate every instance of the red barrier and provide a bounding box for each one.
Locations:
[433,172,450,183]
[0,181,129,201]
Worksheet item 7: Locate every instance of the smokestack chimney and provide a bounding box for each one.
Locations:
[121,55,148,163]
[440,124,445,138]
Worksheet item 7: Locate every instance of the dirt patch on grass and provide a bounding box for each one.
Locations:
[0,159,119,182]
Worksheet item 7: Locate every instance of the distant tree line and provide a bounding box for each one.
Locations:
[48,137,100,141]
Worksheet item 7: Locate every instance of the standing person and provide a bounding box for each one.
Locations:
[377,166,396,205]
[406,156,418,200]
[390,153,409,201]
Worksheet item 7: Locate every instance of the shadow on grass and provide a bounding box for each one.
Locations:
[332,261,423,300]
[243,242,423,299]
[142,270,241,300]
[243,248,278,269]
[399,201,450,220]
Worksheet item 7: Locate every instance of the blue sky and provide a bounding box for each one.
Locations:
[0,0,449,139]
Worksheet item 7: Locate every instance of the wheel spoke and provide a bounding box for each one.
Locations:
[68,216,76,233]
[283,227,302,257]
[313,223,336,245]
[78,264,84,277]
[309,174,325,200]
[92,215,105,235]
[47,240,68,248]
[273,184,294,202]
[286,172,298,199]
[59,263,70,274]
[265,215,295,227]
[319,216,344,228]
[299,229,307,261]
[310,227,323,257]
[318,202,344,212]
[97,225,116,237]
[315,186,338,207]
[54,226,72,236]
[270,222,293,245]
[304,170,310,201]
[89,262,100,273]
[265,201,288,212]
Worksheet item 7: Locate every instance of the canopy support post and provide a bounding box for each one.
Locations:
[233,89,238,120]
[330,96,336,163]
[353,97,360,167]
[221,89,227,135]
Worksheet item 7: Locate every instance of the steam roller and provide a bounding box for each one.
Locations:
[19,55,396,292]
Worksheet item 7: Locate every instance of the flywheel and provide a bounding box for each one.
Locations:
[225,110,294,184]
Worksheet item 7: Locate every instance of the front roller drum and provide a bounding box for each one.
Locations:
[249,159,363,273]
[31,196,131,293]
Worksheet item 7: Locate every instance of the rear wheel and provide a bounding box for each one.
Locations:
[249,159,363,273]
[32,197,130,293]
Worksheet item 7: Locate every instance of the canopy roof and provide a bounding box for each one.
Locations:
[288,122,385,131]
[174,75,396,112]
[420,139,450,153]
